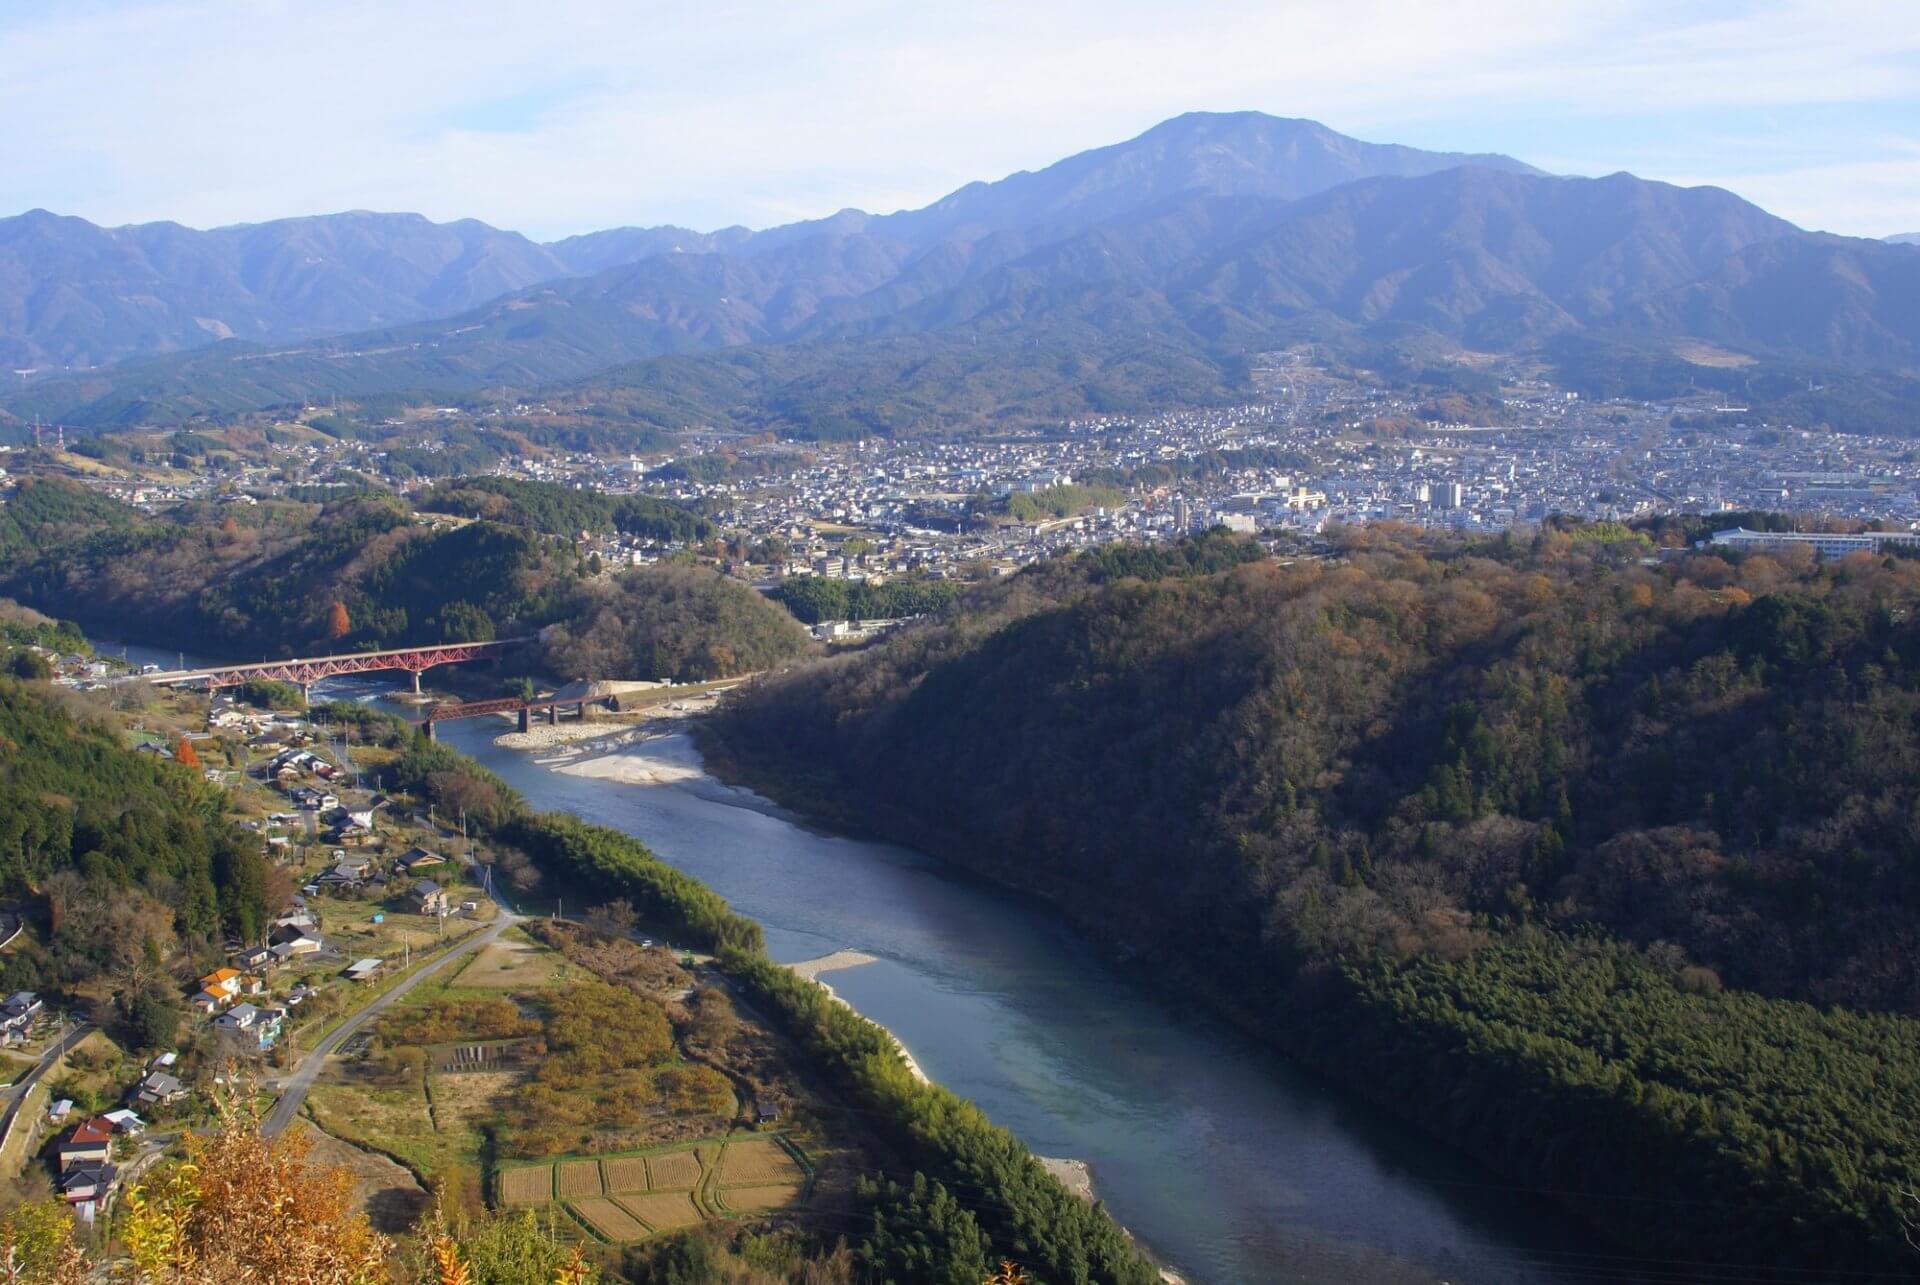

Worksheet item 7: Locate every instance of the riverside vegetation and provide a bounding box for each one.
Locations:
[702,525,1920,1275]
[382,741,1157,1284]
[0,649,1149,1282]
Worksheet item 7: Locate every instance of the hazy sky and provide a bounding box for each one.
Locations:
[4,0,1916,239]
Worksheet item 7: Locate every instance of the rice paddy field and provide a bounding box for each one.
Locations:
[496,1136,812,1243]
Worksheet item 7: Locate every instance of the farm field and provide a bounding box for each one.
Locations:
[602,1156,649,1194]
[716,1184,806,1213]
[615,1191,704,1231]
[305,1082,482,1181]
[646,1148,703,1190]
[714,1137,804,1186]
[498,1165,553,1207]
[454,929,572,989]
[555,1159,604,1199]
[497,1136,811,1244]
[571,1198,648,1242]
[429,1069,518,1133]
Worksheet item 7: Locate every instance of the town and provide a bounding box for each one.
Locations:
[8,350,1915,598]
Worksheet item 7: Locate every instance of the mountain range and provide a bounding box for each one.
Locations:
[4,112,1917,434]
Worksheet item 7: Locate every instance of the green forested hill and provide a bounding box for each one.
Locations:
[0,479,581,655]
[415,476,711,541]
[540,564,811,682]
[706,527,1920,1272]
[0,678,276,1000]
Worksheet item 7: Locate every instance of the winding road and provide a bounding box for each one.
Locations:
[0,1019,94,1116]
[262,908,516,1139]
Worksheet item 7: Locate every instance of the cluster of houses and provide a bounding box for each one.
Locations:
[54,1115,122,1219]
[186,905,330,1051]
[190,967,287,1052]
[312,846,452,915]
[50,1054,186,1221]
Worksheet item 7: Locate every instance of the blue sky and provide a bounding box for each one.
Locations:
[2,0,1916,239]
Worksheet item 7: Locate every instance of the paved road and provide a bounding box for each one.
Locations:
[261,912,514,1138]
[0,1019,94,1152]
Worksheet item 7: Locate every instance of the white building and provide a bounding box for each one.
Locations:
[1709,528,1920,558]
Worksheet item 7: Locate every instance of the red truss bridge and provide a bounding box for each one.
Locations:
[141,638,530,695]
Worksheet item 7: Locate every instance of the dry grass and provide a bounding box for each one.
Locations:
[455,932,567,989]
[716,1139,803,1186]
[0,1082,47,1178]
[429,1070,519,1133]
[1672,340,1758,368]
[555,1159,604,1199]
[571,1197,649,1242]
[295,1123,430,1233]
[615,1192,704,1231]
[717,1184,805,1214]
[645,1149,702,1190]
[602,1156,650,1194]
[499,1166,553,1207]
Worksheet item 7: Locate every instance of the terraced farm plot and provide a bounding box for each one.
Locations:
[645,1149,702,1190]
[571,1197,648,1242]
[499,1166,552,1207]
[615,1191,704,1232]
[602,1156,650,1194]
[717,1183,806,1214]
[716,1139,804,1186]
[555,1160,604,1199]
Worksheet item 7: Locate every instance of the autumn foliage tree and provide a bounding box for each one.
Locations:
[0,1203,88,1284]
[172,737,200,769]
[325,600,351,641]
[122,1080,389,1284]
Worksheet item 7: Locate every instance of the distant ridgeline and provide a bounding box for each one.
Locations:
[701,525,1920,1274]
[12,115,1920,438]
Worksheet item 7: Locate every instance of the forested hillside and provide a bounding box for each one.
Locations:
[705,526,1920,1273]
[540,565,811,683]
[0,678,277,1013]
[415,476,712,542]
[0,479,581,655]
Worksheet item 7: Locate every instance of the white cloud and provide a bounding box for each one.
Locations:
[1670,154,1920,237]
[2,0,1916,237]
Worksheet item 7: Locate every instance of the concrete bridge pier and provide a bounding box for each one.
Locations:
[410,669,423,694]
[547,705,558,725]
[517,707,531,733]
[423,720,437,742]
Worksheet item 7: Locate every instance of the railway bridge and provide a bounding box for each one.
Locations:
[139,638,529,700]
[417,681,613,739]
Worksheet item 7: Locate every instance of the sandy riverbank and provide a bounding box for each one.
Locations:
[492,719,645,751]
[784,949,931,1085]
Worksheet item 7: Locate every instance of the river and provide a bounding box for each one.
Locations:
[103,643,1633,1284]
